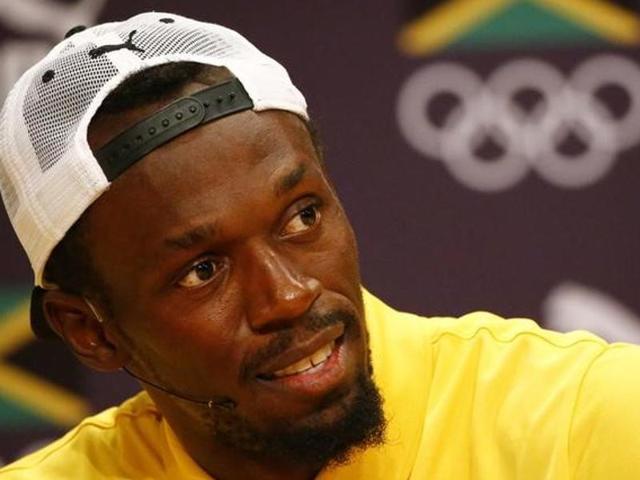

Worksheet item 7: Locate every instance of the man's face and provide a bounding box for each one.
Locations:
[85,89,383,468]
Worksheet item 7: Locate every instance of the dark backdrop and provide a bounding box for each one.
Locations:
[0,0,638,463]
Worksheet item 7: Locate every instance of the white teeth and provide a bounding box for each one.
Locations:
[311,342,333,366]
[272,340,335,378]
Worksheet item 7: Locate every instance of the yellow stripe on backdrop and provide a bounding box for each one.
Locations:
[537,0,640,45]
[0,300,90,427]
[397,0,514,56]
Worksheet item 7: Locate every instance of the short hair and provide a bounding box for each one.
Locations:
[43,62,323,308]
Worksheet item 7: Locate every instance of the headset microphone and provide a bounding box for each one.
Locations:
[122,366,237,411]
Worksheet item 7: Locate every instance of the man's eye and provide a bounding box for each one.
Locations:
[282,205,320,236]
[177,259,219,288]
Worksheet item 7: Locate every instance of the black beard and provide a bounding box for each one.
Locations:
[208,368,386,471]
[205,310,386,471]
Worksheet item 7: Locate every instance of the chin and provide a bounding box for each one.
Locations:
[206,364,386,470]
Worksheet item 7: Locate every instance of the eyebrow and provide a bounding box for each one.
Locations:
[161,164,308,251]
[274,163,307,197]
[163,223,217,251]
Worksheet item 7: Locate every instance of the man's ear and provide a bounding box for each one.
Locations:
[42,290,127,372]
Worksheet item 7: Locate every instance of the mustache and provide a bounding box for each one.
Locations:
[241,309,358,379]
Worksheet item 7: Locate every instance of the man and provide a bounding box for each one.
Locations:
[0,11,639,480]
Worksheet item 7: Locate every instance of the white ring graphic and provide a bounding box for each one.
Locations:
[571,54,640,150]
[440,92,529,191]
[397,63,482,157]
[535,89,617,188]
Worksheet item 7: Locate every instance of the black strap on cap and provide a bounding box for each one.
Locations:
[95,77,254,181]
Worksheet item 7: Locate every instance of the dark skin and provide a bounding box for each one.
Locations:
[43,82,370,480]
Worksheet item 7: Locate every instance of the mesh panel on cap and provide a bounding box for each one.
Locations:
[116,21,239,60]
[24,44,118,172]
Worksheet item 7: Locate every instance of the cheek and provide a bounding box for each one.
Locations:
[113,293,244,373]
[306,211,361,296]
[331,210,361,277]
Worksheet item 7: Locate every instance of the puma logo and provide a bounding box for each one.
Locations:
[89,30,144,58]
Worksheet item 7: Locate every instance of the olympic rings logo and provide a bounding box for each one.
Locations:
[396,55,640,192]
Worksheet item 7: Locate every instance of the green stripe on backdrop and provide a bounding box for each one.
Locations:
[0,394,50,427]
[450,2,606,51]
[0,288,30,318]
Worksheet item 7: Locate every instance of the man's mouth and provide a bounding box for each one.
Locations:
[258,324,344,380]
[268,339,336,379]
[247,308,365,401]
[255,334,349,399]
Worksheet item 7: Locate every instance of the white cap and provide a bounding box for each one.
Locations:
[0,11,308,287]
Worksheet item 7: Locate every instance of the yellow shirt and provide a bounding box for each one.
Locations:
[2,290,640,479]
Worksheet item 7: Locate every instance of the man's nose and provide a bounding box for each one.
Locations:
[242,243,321,332]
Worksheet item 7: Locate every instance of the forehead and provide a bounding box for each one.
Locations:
[83,106,323,267]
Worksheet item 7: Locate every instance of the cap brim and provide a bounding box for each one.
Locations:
[30,287,59,340]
